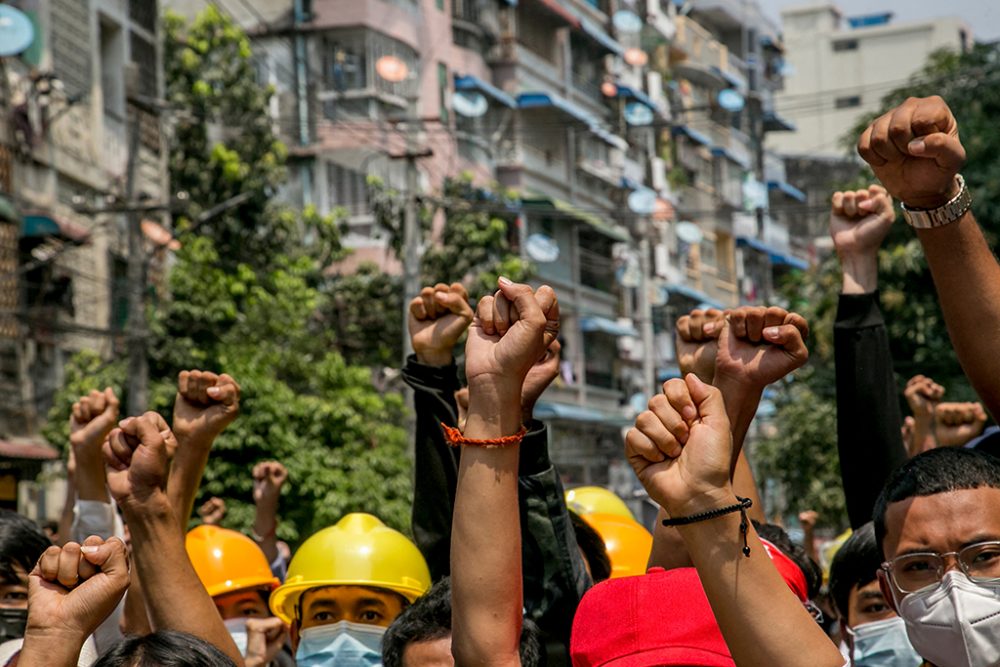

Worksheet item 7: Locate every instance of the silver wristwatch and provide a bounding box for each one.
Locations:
[901,175,972,229]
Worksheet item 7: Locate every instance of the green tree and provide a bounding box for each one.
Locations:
[755,43,1000,529]
[46,7,412,541]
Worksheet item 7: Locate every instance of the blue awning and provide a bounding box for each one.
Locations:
[518,92,628,150]
[737,236,808,270]
[671,124,712,148]
[711,66,745,89]
[616,85,659,112]
[763,110,796,132]
[711,146,751,169]
[580,315,639,337]
[767,179,806,202]
[664,284,724,309]
[579,16,625,56]
[454,75,516,108]
[534,400,631,425]
[21,212,90,243]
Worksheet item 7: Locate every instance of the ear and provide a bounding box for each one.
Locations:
[877,569,900,614]
[290,620,300,650]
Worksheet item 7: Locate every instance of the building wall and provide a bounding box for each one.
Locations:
[770,3,970,156]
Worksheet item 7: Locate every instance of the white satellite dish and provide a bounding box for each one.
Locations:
[452,90,489,118]
[627,188,657,215]
[675,221,703,244]
[717,88,745,113]
[0,5,34,57]
[624,102,654,126]
[526,233,560,263]
[612,10,643,34]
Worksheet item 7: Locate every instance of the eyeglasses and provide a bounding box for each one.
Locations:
[882,540,1000,594]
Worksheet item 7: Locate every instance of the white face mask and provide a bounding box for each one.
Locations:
[223,617,249,657]
[295,620,386,667]
[846,616,922,667]
[898,570,1000,667]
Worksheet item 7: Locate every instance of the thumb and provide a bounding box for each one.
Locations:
[762,324,809,365]
[907,132,966,171]
[103,388,120,416]
[434,288,473,319]
[497,277,544,328]
[80,537,128,577]
[685,374,728,429]
[207,375,240,406]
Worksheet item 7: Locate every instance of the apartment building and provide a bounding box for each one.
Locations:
[0,0,168,518]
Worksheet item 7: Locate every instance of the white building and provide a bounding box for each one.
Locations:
[768,3,971,157]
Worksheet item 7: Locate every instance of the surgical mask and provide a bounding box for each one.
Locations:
[224,617,249,656]
[846,616,922,667]
[898,570,1000,667]
[295,620,385,667]
[0,608,26,644]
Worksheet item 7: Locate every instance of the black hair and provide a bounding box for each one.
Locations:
[0,509,51,585]
[94,631,238,667]
[569,510,612,583]
[381,577,541,667]
[828,522,881,620]
[873,447,1000,556]
[755,521,823,599]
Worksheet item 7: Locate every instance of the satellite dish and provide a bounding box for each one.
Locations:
[624,102,654,126]
[624,48,648,67]
[0,5,34,57]
[375,55,409,83]
[717,88,745,113]
[526,233,560,263]
[675,221,703,244]
[612,10,643,34]
[452,90,489,118]
[627,188,657,215]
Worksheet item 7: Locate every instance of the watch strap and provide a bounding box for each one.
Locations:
[901,175,972,229]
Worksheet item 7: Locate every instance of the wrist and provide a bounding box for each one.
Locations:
[118,489,173,522]
[838,253,879,294]
[664,485,738,519]
[414,348,454,367]
[901,177,962,210]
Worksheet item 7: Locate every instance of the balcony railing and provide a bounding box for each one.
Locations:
[671,15,725,72]
[102,113,127,179]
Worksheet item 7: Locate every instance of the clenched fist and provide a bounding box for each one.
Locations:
[172,371,241,446]
[675,308,725,383]
[104,412,176,510]
[714,306,810,390]
[857,96,966,209]
[409,283,474,367]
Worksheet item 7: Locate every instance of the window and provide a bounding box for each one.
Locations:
[452,0,478,22]
[321,29,418,99]
[100,20,125,117]
[832,39,858,52]
[835,95,861,109]
[51,0,92,95]
[328,162,370,217]
[324,37,367,92]
[438,63,449,123]
[128,0,157,33]
[130,30,158,98]
[436,0,444,9]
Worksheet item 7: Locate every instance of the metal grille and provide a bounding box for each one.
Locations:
[51,0,92,95]
[130,31,158,98]
[128,0,157,33]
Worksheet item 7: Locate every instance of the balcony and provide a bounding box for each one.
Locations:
[670,15,727,89]
[675,183,716,217]
[102,113,127,178]
[516,43,565,92]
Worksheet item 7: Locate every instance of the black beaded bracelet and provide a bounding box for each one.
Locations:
[661,496,753,558]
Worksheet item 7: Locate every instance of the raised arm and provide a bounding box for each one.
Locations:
[69,388,119,506]
[104,412,242,664]
[252,461,287,566]
[904,375,944,456]
[451,278,558,667]
[626,375,845,667]
[167,370,241,528]
[829,186,908,528]
[857,95,1000,417]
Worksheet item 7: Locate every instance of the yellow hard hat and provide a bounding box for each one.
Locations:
[821,528,853,583]
[565,486,636,521]
[269,513,431,624]
[582,512,653,579]
[185,525,279,598]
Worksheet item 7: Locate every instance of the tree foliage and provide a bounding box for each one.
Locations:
[756,43,1000,529]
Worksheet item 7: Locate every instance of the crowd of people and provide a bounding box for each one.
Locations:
[1,95,998,667]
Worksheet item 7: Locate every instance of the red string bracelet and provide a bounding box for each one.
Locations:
[441,423,527,448]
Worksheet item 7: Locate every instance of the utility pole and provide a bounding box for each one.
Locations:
[636,223,656,397]
[123,89,148,416]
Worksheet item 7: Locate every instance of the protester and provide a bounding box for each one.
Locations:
[252,461,289,580]
[403,281,594,662]
[269,512,431,665]
[0,510,50,664]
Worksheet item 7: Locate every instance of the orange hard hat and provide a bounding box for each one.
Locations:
[185,524,280,598]
[582,512,653,579]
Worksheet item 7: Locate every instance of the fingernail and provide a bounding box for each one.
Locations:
[858,199,874,209]
[908,139,926,154]
[703,322,717,334]
[682,405,697,421]
[80,546,99,554]
[207,387,221,397]
[498,276,512,287]
[763,327,780,338]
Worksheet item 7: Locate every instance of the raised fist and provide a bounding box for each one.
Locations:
[935,402,987,448]
[714,307,809,390]
[830,186,895,261]
[408,283,474,367]
[198,497,227,526]
[26,537,129,642]
[675,308,725,384]
[70,388,120,457]
[465,279,559,400]
[172,371,241,445]
[857,96,966,209]
[252,461,288,510]
[798,510,819,531]
[244,617,288,667]
[625,375,734,516]
[905,374,944,420]
[104,412,176,509]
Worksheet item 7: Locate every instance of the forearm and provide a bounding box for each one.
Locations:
[166,434,214,529]
[917,212,1000,418]
[74,452,110,503]
[909,416,936,457]
[124,495,241,663]
[678,502,844,667]
[713,377,766,523]
[253,502,279,564]
[121,565,153,636]
[58,475,77,546]
[839,252,879,295]
[17,631,87,667]
[450,398,523,667]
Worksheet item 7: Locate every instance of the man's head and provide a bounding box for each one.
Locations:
[0,510,49,611]
[829,523,893,629]
[381,577,540,667]
[299,585,408,631]
[185,525,279,621]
